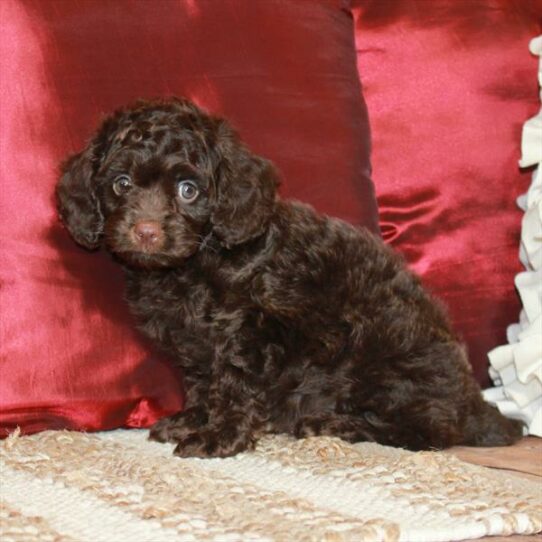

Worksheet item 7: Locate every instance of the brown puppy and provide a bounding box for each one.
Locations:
[56,98,522,458]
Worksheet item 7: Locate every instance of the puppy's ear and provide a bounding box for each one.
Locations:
[210,122,279,248]
[56,144,103,249]
[56,114,119,250]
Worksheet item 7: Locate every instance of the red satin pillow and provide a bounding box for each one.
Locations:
[0,0,377,436]
[353,0,542,386]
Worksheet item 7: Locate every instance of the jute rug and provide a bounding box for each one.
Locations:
[0,429,540,542]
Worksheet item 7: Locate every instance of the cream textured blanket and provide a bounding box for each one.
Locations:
[1,429,540,542]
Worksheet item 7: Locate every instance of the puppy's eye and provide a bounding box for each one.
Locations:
[113,174,133,196]
[177,180,199,203]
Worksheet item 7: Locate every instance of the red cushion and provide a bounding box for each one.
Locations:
[352,0,542,386]
[0,0,377,436]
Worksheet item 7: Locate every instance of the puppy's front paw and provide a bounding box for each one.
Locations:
[173,427,254,459]
[294,415,325,438]
[149,407,208,444]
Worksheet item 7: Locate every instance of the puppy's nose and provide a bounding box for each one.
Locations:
[132,220,164,247]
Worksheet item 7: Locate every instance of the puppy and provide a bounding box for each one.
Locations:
[56,98,522,457]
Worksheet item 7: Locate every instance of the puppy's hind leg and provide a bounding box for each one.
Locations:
[460,392,524,446]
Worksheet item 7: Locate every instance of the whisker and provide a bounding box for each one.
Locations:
[196,233,218,254]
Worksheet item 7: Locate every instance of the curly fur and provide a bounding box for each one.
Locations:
[56,98,523,458]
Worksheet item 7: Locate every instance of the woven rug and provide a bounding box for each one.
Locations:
[0,430,540,542]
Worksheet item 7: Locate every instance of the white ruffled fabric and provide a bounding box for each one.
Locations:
[483,36,542,437]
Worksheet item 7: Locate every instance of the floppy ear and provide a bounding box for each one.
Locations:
[55,114,121,250]
[210,122,279,248]
[56,144,104,250]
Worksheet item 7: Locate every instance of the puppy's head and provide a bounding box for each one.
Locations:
[56,98,279,268]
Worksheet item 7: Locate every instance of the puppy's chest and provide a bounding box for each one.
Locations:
[125,269,246,347]
[127,271,211,322]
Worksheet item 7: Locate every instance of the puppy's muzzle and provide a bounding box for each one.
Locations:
[131,220,165,252]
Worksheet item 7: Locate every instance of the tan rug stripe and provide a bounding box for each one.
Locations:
[0,499,78,542]
[106,430,542,541]
[0,464,184,542]
[106,431,461,541]
[1,430,400,542]
[254,435,542,509]
[253,435,542,508]
[99,431,403,541]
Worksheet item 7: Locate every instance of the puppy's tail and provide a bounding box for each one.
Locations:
[460,398,524,447]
